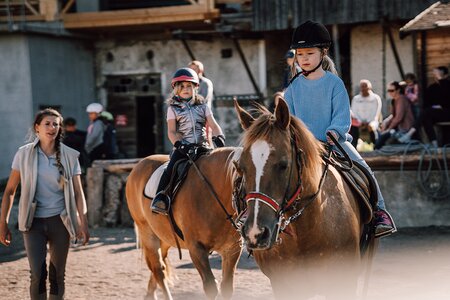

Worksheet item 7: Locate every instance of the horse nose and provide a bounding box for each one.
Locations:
[243,223,272,249]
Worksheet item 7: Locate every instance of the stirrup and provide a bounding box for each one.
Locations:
[374,209,397,238]
[151,192,171,215]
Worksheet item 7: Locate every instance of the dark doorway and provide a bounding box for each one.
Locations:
[105,73,163,158]
[136,96,156,157]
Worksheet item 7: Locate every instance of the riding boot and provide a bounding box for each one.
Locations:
[151,171,171,215]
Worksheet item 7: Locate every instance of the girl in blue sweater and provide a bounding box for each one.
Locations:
[284,20,396,238]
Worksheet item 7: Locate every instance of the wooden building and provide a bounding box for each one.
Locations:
[400,1,450,89]
[0,0,441,179]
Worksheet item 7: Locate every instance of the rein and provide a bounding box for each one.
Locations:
[188,154,239,230]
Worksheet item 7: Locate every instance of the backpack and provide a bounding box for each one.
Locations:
[103,123,118,159]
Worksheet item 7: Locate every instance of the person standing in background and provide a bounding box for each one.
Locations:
[0,108,89,299]
[85,103,105,164]
[98,111,119,159]
[189,60,215,144]
[282,49,301,89]
[63,117,88,173]
[188,60,214,109]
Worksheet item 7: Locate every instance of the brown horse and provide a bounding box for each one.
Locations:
[125,149,242,300]
[232,98,375,299]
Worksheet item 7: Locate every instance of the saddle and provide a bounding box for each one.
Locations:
[144,145,211,201]
[328,150,376,225]
[167,146,210,199]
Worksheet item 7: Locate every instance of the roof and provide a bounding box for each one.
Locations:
[252,0,432,32]
[400,1,450,33]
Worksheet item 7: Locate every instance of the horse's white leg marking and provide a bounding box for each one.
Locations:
[248,140,271,244]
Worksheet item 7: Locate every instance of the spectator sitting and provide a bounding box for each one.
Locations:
[404,73,420,120]
[350,79,382,147]
[399,66,450,147]
[375,81,414,149]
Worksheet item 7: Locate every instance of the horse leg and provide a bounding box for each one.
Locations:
[219,246,242,300]
[145,274,158,300]
[189,243,219,300]
[141,231,173,300]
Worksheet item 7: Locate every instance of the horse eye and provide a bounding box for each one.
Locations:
[233,160,244,175]
[277,161,288,171]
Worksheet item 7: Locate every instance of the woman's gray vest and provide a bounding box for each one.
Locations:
[170,99,208,146]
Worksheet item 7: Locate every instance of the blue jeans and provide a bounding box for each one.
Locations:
[336,138,386,210]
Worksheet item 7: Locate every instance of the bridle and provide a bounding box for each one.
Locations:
[242,131,331,244]
[244,136,303,213]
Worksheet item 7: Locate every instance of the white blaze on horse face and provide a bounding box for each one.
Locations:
[251,140,271,191]
[248,140,272,244]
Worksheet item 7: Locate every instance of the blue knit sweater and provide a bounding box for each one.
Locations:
[284,71,351,142]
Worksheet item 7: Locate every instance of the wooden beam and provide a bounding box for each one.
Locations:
[61,0,75,15]
[25,0,39,16]
[63,6,220,29]
[0,15,46,22]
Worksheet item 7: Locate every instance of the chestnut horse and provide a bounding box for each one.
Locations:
[232,98,375,299]
[125,149,242,300]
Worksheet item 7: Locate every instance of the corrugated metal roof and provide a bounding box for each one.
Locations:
[400,1,450,32]
[253,0,437,31]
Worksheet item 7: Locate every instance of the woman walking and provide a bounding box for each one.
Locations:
[0,108,89,299]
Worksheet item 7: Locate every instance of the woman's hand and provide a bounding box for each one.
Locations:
[77,221,90,246]
[0,221,11,246]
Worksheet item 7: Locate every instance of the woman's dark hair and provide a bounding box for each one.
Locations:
[389,81,405,95]
[404,73,417,83]
[33,108,65,182]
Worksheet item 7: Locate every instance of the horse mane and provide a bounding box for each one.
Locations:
[240,103,325,192]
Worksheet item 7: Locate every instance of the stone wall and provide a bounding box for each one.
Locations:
[376,170,450,228]
[86,160,450,228]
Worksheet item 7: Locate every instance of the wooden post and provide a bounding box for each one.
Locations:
[39,0,58,21]
[332,24,341,75]
[86,167,104,227]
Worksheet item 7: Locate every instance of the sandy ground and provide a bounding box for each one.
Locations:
[1,204,450,300]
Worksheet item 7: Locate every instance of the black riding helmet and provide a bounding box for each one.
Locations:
[290,20,331,49]
[171,67,199,88]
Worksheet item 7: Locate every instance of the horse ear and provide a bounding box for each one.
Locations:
[274,97,290,130]
[234,98,255,130]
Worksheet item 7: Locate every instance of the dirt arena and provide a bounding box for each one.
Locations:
[1,204,450,300]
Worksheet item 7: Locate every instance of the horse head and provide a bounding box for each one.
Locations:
[233,96,324,250]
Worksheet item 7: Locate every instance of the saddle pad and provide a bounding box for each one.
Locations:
[144,162,169,199]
